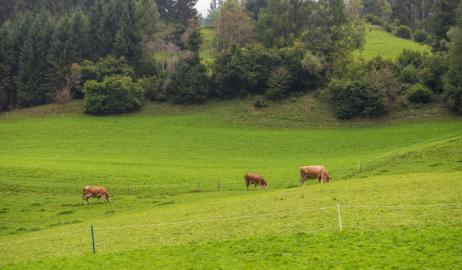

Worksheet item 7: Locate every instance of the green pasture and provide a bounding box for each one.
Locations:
[0,101,461,269]
[356,25,430,60]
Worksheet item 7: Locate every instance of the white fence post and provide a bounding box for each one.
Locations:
[336,202,343,232]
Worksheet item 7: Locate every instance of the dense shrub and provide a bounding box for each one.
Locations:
[328,77,386,119]
[419,54,448,93]
[212,45,279,98]
[80,55,134,83]
[394,25,412,39]
[139,76,167,101]
[166,56,209,104]
[366,15,384,27]
[266,67,292,100]
[397,50,424,68]
[406,84,433,104]
[414,29,429,43]
[212,44,319,99]
[84,76,144,115]
[399,65,420,84]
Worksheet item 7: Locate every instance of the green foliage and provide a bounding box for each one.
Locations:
[187,29,201,53]
[265,66,292,100]
[80,55,135,83]
[328,73,386,119]
[166,57,209,104]
[16,12,55,107]
[135,0,160,39]
[83,76,144,115]
[414,29,429,43]
[399,65,419,84]
[155,0,198,25]
[0,25,10,111]
[256,0,312,48]
[212,44,318,99]
[139,76,167,102]
[444,2,462,113]
[397,49,424,68]
[394,25,412,39]
[427,0,462,51]
[212,45,278,98]
[419,54,448,93]
[406,83,433,104]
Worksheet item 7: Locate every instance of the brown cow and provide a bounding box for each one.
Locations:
[244,173,268,190]
[300,165,332,185]
[82,186,111,205]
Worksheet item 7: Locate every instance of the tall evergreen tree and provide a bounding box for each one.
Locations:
[428,0,462,51]
[16,12,54,107]
[444,2,462,113]
[48,16,77,92]
[0,25,11,111]
[113,0,141,63]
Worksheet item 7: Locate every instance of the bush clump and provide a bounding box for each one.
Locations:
[399,65,419,84]
[139,76,167,102]
[394,25,412,39]
[166,56,209,104]
[84,76,144,115]
[414,29,429,43]
[328,77,386,119]
[265,66,292,100]
[406,83,433,104]
[80,55,134,83]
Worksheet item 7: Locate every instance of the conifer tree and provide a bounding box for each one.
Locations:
[444,2,462,113]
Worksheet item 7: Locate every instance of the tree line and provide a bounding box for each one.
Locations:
[0,0,461,117]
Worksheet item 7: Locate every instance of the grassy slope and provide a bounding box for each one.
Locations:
[357,25,431,60]
[199,26,215,62]
[0,100,461,269]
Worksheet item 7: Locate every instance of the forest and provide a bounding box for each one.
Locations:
[0,0,461,118]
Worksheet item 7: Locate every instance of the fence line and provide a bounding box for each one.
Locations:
[1,202,461,247]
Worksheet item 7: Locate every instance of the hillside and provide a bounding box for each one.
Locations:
[0,102,461,268]
[357,25,431,60]
[201,25,431,62]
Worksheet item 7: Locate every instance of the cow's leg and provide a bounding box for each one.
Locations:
[300,175,306,187]
[83,194,90,205]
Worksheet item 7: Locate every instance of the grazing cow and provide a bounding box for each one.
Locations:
[244,173,268,190]
[82,186,110,205]
[300,165,332,185]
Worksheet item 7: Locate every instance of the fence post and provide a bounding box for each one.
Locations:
[91,225,96,254]
[336,203,343,232]
[217,178,221,192]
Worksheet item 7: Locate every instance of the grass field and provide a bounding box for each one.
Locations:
[0,99,461,269]
[357,25,431,60]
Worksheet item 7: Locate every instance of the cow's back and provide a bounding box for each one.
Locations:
[300,165,327,176]
[245,173,263,181]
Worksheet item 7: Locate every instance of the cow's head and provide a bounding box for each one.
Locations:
[261,179,269,189]
[325,172,332,182]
